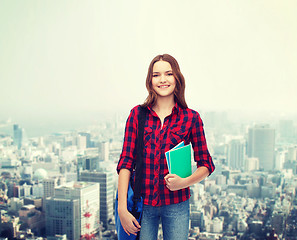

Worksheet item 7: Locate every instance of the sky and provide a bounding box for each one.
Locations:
[0,0,297,132]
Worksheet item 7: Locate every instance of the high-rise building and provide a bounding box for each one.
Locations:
[227,139,246,170]
[287,146,297,161]
[43,177,65,199]
[271,210,285,235]
[79,132,92,148]
[275,151,286,171]
[32,183,44,198]
[13,124,23,149]
[245,157,259,172]
[98,142,109,162]
[248,124,275,171]
[215,174,227,186]
[77,155,100,175]
[76,135,87,150]
[45,198,80,240]
[45,182,100,240]
[56,182,100,237]
[78,170,113,229]
[190,211,204,229]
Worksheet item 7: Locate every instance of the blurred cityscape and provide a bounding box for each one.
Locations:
[0,110,296,240]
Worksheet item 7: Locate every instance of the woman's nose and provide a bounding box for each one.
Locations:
[160,74,166,83]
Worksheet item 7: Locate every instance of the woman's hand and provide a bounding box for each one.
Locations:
[164,174,187,191]
[118,207,141,236]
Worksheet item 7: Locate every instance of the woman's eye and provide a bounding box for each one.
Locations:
[167,73,173,76]
[153,74,159,77]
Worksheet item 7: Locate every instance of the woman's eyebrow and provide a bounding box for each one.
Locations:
[153,70,172,74]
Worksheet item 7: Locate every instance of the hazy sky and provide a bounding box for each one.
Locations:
[1,0,297,126]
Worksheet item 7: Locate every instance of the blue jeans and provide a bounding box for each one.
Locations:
[139,200,189,240]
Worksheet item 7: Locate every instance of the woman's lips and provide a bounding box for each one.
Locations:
[158,85,170,88]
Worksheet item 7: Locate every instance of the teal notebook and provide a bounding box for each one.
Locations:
[169,144,192,178]
[165,141,184,172]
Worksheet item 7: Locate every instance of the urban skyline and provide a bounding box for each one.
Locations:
[0,107,296,239]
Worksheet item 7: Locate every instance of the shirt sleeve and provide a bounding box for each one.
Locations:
[190,113,215,175]
[116,107,138,174]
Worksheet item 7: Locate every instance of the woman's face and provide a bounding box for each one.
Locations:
[151,60,176,99]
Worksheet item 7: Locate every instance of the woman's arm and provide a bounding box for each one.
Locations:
[118,169,141,236]
[118,169,131,212]
[164,166,209,191]
[116,107,141,235]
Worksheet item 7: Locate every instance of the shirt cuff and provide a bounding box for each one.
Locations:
[116,162,134,174]
[196,159,215,176]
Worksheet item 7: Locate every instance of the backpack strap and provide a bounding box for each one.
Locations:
[133,106,147,200]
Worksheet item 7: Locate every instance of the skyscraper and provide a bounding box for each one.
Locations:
[98,141,109,162]
[43,177,65,198]
[78,170,114,229]
[45,198,80,240]
[76,135,87,150]
[79,132,92,148]
[77,155,99,172]
[245,157,259,172]
[248,124,275,171]
[45,182,100,240]
[227,139,246,170]
[13,124,23,149]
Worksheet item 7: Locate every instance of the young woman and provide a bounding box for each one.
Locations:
[117,54,215,240]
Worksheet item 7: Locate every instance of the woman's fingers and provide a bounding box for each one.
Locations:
[128,218,140,234]
[132,218,141,229]
[123,228,130,236]
[165,174,185,191]
[124,227,137,236]
[119,208,141,235]
[122,215,141,235]
[125,226,138,236]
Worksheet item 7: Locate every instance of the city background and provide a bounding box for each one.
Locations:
[0,110,296,239]
[1,0,296,240]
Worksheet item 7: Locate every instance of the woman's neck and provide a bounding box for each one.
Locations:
[153,96,175,113]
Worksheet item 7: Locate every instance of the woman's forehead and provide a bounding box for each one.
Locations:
[153,60,172,72]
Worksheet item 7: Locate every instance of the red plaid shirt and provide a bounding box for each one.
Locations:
[117,103,215,206]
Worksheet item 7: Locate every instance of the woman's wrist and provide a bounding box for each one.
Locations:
[183,177,191,189]
[118,201,128,211]
[118,205,129,215]
[185,167,209,187]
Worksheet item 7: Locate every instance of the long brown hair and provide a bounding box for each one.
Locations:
[142,54,188,109]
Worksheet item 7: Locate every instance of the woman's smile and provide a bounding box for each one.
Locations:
[158,85,170,89]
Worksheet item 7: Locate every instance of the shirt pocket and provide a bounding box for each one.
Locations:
[143,126,153,147]
[169,126,191,146]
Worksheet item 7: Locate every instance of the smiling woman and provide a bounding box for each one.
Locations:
[142,54,188,110]
[116,54,215,240]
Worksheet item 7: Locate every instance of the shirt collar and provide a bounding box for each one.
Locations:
[147,102,180,115]
[172,102,180,114]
